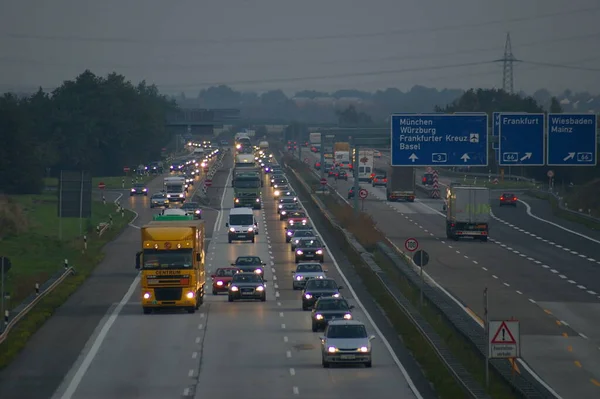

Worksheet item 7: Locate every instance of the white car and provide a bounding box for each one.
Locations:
[320,320,375,368]
[292,262,327,290]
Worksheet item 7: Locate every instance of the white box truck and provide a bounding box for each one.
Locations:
[357,150,374,182]
[445,185,490,241]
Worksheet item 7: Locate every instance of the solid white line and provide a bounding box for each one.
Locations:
[300,195,424,399]
[59,274,140,399]
[518,199,600,245]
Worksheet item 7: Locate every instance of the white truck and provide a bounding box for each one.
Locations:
[309,132,321,145]
[357,150,374,182]
[334,151,350,169]
[164,176,187,203]
[445,185,490,242]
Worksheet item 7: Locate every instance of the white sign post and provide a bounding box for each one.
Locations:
[488,320,520,359]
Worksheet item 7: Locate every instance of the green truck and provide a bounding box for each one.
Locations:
[233,171,262,209]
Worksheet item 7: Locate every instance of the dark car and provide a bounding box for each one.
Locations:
[290,229,317,251]
[286,223,314,243]
[148,162,163,174]
[232,256,267,276]
[279,203,302,220]
[422,173,434,185]
[278,196,299,212]
[181,202,202,219]
[314,161,322,170]
[347,188,355,199]
[271,176,287,188]
[130,183,148,196]
[295,238,325,263]
[211,267,240,295]
[311,297,354,331]
[274,184,290,197]
[301,278,343,310]
[327,168,338,177]
[228,273,267,302]
[336,170,348,181]
[500,192,518,207]
[372,175,387,187]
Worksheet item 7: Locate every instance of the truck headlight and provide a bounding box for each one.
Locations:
[229,227,235,232]
[295,275,303,281]
[247,227,253,232]
[359,346,368,352]
[235,198,239,203]
[327,346,337,353]
[315,314,324,320]
[195,210,200,214]
[186,291,195,299]
[143,292,151,299]
[179,194,184,198]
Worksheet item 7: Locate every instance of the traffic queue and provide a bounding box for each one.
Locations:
[209,142,374,368]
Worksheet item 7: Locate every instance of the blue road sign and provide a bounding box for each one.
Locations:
[498,113,545,166]
[547,113,597,166]
[492,112,500,150]
[391,114,488,166]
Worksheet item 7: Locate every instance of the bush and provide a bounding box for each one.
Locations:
[0,196,29,239]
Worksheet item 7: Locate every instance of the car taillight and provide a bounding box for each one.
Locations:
[513,197,517,200]
[500,196,504,200]
[384,179,388,183]
[422,177,426,182]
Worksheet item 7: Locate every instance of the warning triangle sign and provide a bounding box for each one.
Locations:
[491,321,516,344]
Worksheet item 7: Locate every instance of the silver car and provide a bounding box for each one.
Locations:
[290,230,317,251]
[150,193,169,208]
[291,262,327,290]
[320,320,375,368]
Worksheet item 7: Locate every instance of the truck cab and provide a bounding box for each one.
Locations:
[233,172,262,209]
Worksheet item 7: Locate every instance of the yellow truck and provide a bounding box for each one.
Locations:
[135,215,206,314]
[334,142,350,152]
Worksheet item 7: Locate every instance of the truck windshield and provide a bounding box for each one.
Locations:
[142,249,193,269]
[235,162,256,168]
[166,183,184,193]
[234,179,260,188]
[229,215,254,225]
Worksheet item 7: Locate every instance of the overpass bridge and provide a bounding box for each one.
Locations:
[165,108,240,136]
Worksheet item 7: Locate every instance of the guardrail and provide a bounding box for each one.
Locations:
[285,165,491,399]
[528,188,600,224]
[286,159,556,399]
[0,261,76,344]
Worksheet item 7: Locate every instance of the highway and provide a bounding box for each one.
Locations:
[0,150,432,399]
[0,156,217,399]
[301,147,600,399]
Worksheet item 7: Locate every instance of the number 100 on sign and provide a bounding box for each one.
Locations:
[405,238,419,252]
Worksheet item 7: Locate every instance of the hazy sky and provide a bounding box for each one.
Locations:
[1,0,599,95]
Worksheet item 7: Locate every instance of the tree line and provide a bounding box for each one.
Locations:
[0,70,177,195]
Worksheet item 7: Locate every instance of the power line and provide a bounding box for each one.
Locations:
[1,6,599,45]
[523,60,600,72]
[1,30,599,71]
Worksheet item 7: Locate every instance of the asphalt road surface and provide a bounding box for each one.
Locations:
[0,152,432,399]
[0,158,217,399]
[300,147,600,399]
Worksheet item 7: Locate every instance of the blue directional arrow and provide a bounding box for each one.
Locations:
[547,113,597,166]
[390,114,488,166]
[498,113,545,166]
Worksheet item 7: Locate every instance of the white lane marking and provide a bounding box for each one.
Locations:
[283,336,288,343]
[580,333,589,339]
[293,386,299,395]
[200,313,205,318]
[198,324,203,330]
[59,274,140,399]
[279,312,284,317]
[516,290,523,295]
[518,199,600,245]
[286,350,292,358]
[188,369,194,377]
[192,352,198,359]
[183,388,190,396]
[275,291,280,298]
[281,323,286,329]
[529,299,536,304]
[300,197,424,399]
[195,337,201,344]
[289,368,296,376]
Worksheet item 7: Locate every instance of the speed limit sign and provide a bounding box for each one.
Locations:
[404,238,419,252]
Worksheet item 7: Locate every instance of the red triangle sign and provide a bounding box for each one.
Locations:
[491,321,516,344]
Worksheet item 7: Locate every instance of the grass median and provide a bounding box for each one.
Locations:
[44,174,154,190]
[526,190,600,231]
[0,193,134,370]
[285,156,518,398]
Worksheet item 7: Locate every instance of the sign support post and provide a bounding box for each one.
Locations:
[352,139,360,217]
[484,287,489,390]
[1,257,4,322]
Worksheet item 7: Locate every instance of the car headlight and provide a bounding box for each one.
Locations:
[274,185,278,188]
[304,294,312,299]
[296,250,303,255]
[315,314,324,320]
[302,219,307,224]
[327,346,337,353]
[295,275,303,281]
[287,231,292,236]
[293,197,297,201]
[271,179,275,183]
[186,291,195,299]
[230,286,239,291]
[229,227,235,232]
[359,346,368,352]
[235,198,239,203]
[254,268,262,274]
[332,293,340,298]
[179,194,184,197]
[289,220,294,225]
[281,211,286,215]
[143,292,151,299]
[278,204,283,209]
[344,313,352,320]
[256,198,260,202]
[216,281,223,286]
[316,250,323,255]
[247,227,253,232]
[256,285,265,291]
[143,188,147,192]
[317,275,324,279]
[274,190,280,196]
[166,194,171,198]
[131,189,136,192]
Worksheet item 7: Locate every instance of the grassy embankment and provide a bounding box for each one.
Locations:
[0,192,134,369]
[286,156,518,398]
[44,174,154,190]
